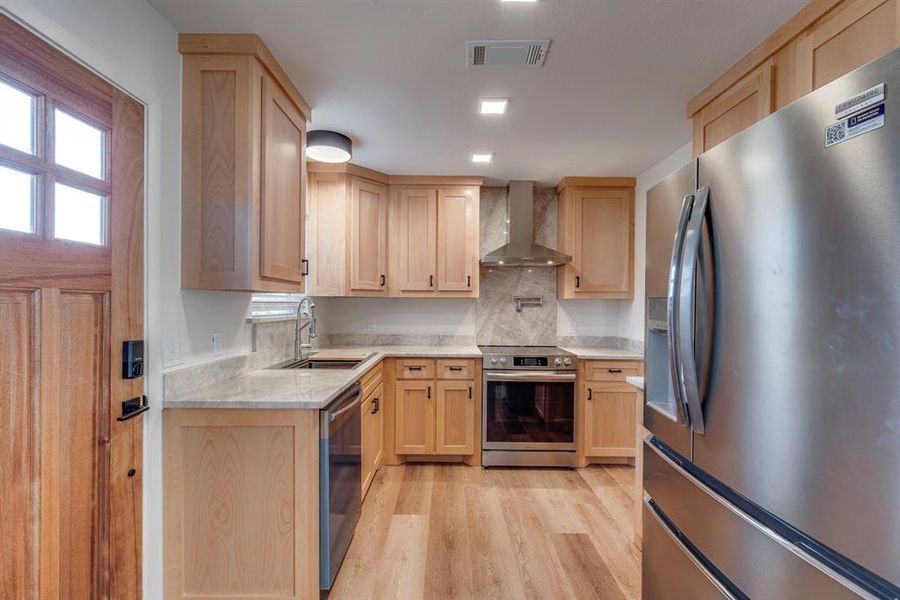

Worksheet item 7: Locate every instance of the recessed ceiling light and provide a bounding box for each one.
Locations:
[471,153,493,163]
[480,98,509,115]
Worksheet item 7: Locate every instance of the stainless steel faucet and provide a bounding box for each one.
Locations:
[294,297,317,360]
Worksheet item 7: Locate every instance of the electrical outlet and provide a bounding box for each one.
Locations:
[567,323,577,336]
[212,332,223,357]
[163,335,184,368]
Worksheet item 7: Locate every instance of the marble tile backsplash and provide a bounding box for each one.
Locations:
[164,319,300,398]
[477,185,559,346]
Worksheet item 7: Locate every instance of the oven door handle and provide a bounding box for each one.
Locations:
[485,371,577,382]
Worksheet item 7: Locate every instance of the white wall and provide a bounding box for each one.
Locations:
[620,142,693,341]
[0,2,256,597]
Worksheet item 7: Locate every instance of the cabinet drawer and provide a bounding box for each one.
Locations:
[584,360,642,382]
[436,359,474,379]
[395,359,435,379]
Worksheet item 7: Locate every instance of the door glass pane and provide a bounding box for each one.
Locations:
[0,79,35,154]
[54,108,104,179]
[54,183,104,245]
[0,165,35,233]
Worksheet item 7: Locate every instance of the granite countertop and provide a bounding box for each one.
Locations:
[163,345,482,410]
[559,346,644,360]
[163,344,644,410]
[626,375,645,390]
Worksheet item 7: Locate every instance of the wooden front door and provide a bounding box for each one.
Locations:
[0,15,144,599]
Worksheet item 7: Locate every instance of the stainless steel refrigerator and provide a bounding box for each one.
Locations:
[643,47,900,599]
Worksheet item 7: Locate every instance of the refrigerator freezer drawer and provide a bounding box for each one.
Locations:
[644,439,867,600]
[642,499,733,600]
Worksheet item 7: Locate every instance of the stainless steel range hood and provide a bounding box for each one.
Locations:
[481,180,572,267]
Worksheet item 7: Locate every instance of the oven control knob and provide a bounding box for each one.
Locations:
[490,357,499,365]
[563,357,572,367]
[499,357,507,366]
[555,357,562,367]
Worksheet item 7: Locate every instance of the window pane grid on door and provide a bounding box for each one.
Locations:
[54,107,105,180]
[53,182,105,245]
[0,78,36,154]
[0,164,36,234]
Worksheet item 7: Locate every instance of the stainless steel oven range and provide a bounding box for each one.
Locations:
[480,346,577,467]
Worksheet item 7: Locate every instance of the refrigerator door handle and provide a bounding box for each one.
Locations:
[667,193,695,426]
[677,186,710,434]
[643,494,738,600]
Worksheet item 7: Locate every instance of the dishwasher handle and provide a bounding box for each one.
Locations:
[326,383,362,422]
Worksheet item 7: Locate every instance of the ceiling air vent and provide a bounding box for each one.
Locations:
[467,39,550,68]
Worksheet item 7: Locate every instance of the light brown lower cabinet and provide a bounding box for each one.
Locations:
[361,381,384,498]
[435,380,476,455]
[584,381,638,458]
[395,380,435,454]
[393,359,477,458]
[164,409,319,599]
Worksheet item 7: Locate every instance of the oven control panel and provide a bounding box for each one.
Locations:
[481,347,576,371]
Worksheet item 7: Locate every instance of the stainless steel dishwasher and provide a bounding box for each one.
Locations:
[319,383,362,590]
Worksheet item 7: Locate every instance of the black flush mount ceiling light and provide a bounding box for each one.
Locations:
[306,130,352,163]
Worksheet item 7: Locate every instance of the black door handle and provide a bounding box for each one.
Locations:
[429,274,434,288]
[468,386,472,399]
[118,395,149,421]
[371,398,379,414]
[427,386,432,399]
[301,258,309,277]
[575,275,581,288]
[608,368,622,373]
[380,274,385,287]
[587,388,593,401]
[467,275,471,288]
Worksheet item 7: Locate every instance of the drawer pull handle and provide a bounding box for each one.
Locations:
[608,368,623,373]
[371,398,379,414]
[449,366,464,372]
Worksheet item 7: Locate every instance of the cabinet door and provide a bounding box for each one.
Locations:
[795,0,899,97]
[435,381,475,455]
[692,61,774,157]
[350,178,389,293]
[572,187,634,296]
[584,383,636,458]
[260,76,306,286]
[395,381,434,454]
[436,187,477,292]
[361,382,384,497]
[307,172,347,296]
[393,188,437,292]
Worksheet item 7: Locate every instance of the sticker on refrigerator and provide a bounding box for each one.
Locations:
[825,103,885,148]
[834,82,884,119]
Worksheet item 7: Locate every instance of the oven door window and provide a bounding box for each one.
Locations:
[485,379,575,447]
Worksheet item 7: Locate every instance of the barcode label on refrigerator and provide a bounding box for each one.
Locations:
[825,122,846,146]
[825,103,885,148]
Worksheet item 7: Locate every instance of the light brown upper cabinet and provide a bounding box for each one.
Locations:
[692,61,774,156]
[795,0,900,96]
[557,178,636,299]
[389,179,480,298]
[306,162,390,296]
[180,34,311,292]
[687,0,899,157]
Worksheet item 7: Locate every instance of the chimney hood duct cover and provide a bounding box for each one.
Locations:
[481,181,572,267]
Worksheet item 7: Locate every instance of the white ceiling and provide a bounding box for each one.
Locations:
[148,0,807,184]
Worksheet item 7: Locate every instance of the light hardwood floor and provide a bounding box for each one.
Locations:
[326,464,641,600]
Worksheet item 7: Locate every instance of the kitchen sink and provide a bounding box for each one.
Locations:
[266,358,363,370]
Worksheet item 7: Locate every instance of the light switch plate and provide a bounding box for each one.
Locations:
[163,335,184,368]
[212,332,223,356]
